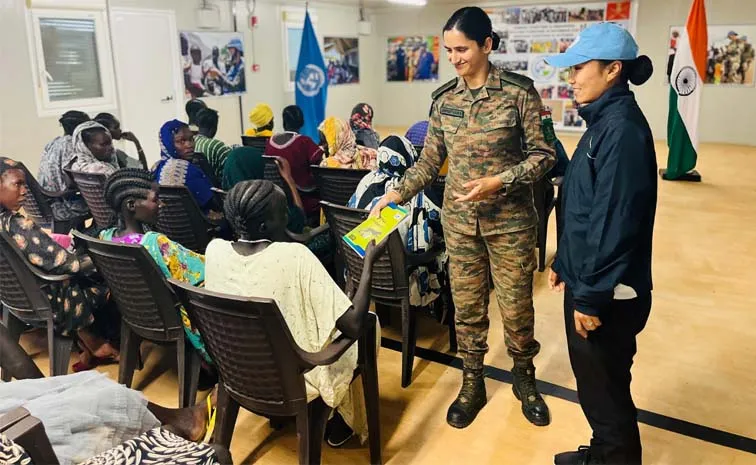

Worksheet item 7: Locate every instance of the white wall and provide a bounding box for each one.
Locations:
[369,0,756,146]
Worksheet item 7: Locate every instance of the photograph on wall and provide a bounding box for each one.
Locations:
[667,25,755,86]
[487,1,634,130]
[324,37,359,85]
[386,36,440,82]
[180,31,245,98]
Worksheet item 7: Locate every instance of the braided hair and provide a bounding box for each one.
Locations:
[224,180,280,239]
[104,168,154,226]
[60,110,90,136]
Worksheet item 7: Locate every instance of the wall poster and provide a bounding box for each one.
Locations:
[324,37,360,85]
[387,36,440,82]
[180,31,246,98]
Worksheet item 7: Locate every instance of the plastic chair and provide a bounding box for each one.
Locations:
[170,279,382,465]
[156,185,218,253]
[65,169,115,230]
[241,136,270,149]
[311,166,371,206]
[0,232,75,381]
[16,163,89,233]
[321,201,456,388]
[0,408,59,464]
[72,231,201,408]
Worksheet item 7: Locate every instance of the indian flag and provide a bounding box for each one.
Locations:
[665,0,707,179]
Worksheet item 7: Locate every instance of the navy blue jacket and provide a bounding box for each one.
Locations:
[553,85,657,317]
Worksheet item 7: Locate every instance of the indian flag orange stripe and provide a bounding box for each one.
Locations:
[686,0,708,79]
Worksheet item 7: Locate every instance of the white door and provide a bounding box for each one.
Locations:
[110,8,183,166]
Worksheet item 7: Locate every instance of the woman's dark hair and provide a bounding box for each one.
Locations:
[94,112,119,129]
[60,111,90,136]
[195,108,219,132]
[282,105,304,132]
[600,55,653,86]
[104,168,153,215]
[185,99,207,125]
[224,180,279,239]
[443,7,500,50]
[81,127,109,146]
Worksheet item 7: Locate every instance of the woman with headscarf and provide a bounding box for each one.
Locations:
[265,105,324,216]
[152,119,222,215]
[349,103,380,149]
[244,103,274,137]
[319,117,377,170]
[69,121,119,176]
[0,157,119,370]
[348,136,446,307]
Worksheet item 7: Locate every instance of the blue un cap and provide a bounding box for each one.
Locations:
[546,22,638,68]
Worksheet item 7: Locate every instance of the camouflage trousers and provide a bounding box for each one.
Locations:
[445,224,540,370]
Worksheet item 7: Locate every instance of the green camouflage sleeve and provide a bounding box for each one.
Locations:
[497,85,556,189]
[393,102,446,203]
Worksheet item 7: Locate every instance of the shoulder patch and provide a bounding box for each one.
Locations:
[432,78,458,100]
[500,71,533,90]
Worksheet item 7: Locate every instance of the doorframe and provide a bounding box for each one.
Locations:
[108,7,184,127]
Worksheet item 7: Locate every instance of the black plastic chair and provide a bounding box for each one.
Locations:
[72,231,201,408]
[311,166,371,206]
[0,408,59,464]
[170,280,382,465]
[156,185,218,253]
[322,202,456,388]
[65,169,115,230]
[16,163,89,233]
[430,175,446,205]
[0,232,74,381]
[534,177,561,272]
[241,135,270,149]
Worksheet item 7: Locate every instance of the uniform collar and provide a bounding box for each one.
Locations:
[577,84,633,127]
[454,63,501,102]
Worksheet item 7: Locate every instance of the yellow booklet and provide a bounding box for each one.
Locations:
[343,203,409,258]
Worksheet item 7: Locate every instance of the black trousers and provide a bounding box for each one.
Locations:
[564,290,651,465]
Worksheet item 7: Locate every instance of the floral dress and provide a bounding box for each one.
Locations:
[0,212,108,336]
[98,229,210,363]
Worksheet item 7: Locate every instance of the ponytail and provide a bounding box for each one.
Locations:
[600,55,654,86]
[491,31,501,51]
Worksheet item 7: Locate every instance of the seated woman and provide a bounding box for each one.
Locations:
[349,103,380,149]
[244,103,274,137]
[0,325,225,465]
[204,180,384,447]
[319,117,377,170]
[37,111,91,222]
[152,119,223,216]
[94,112,148,170]
[265,105,324,217]
[0,157,118,368]
[349,135,447,307]
[99,168,211,364]
[69,121,119,176]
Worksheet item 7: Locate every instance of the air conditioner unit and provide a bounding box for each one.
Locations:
[358,20,372,36]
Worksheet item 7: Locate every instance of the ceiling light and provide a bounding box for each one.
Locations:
[386,0,427,6]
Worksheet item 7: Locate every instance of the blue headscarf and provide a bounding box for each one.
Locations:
[159,119,188,160]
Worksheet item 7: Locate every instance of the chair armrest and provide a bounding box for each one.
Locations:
[297,185,318,195]
[286,224,330,243]
[405,244,445,268]
[0,408,30,432]
[39,188,79,199]
[298,333,357,369]
[29,268,76,283]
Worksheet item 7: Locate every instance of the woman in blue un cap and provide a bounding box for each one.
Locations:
[546,23,657,465]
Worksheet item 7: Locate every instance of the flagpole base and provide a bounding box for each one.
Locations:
[659,169,702,182]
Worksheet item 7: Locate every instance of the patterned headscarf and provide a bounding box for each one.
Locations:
[350,103,374,131]
[319,117,357,165]
[348,135,417,209]
[159,119,189,160]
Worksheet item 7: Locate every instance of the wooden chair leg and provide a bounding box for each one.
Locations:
[1,311,25,382]
[401,298,417,388]
[307,398,332,465]
[295,404,311,465]
[177,335,201,408]
[361,321,382,465]
[117,324,140,388]
[213,383,240,448]
[48,320,73,376]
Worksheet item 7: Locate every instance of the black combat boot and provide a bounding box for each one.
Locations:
[554,446,592,465]
[446,367,487,428]
[512,359,550,426]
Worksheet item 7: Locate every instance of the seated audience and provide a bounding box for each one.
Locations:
[319,117,377,170]
[0,325,223,465]
[245,103,275,137]
[404,120,449,175]
[185,98,207,134]
[350,103,380,149]
[265,105,324,216]
[37,110,91,221]
[152,120,222,215]
[0,157,118,368]
[69,122,119,176]
[193,108,231,180]
[349,136,447,307]
[205,179,384,447]
[99,168,211,363]
[94,113,148,170]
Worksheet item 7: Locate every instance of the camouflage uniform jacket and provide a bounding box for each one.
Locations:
[394,65,556,236]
